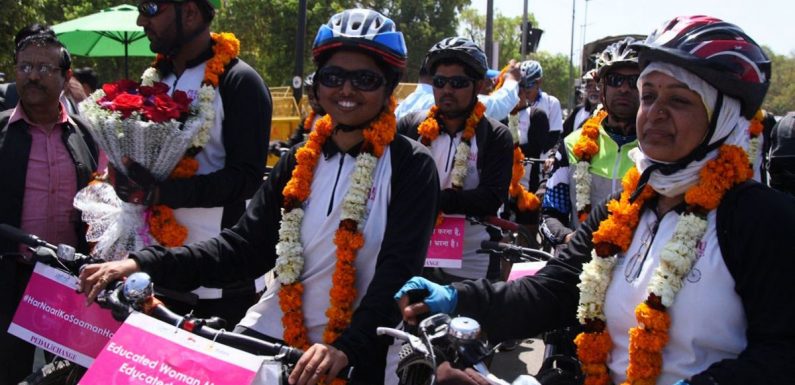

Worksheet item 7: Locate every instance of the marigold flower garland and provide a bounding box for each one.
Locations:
[575,144,752,385]
[275,98,397,362]
[141,32,239,247]
[747,109,764,168]
[510,146,541,211]
[571,109,608,222]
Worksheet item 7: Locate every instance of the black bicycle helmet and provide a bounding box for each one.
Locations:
[425,37,489,79]
[595,37,639,80]
[632,15,770,119]
[312,9,407,71]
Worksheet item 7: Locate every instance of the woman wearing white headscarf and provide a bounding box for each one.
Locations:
[395,16,795,385]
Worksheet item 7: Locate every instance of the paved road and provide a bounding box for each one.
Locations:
[489,338,545,382]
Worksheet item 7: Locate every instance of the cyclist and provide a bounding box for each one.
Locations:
[396,15,795,385]
[540,38,641,248]
[769,111,795,195]
[398,36,513,283]
[269,72,325,154]
[80,9,438,385]
[563,69,600,137]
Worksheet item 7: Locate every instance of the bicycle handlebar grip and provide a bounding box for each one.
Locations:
[0,223,45,248]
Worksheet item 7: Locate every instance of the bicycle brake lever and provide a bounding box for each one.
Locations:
[377,327,428,355]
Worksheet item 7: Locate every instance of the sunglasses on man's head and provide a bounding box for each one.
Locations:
[432,75,473,89]
[138,1,171,18]
[605,73,639,89]
[316,66,385,92]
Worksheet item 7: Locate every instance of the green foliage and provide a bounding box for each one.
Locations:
[1,0,467,88]
[762,47,795,116]
[458,6,575,109]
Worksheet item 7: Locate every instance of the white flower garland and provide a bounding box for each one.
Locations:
[573,161,592,212]
[576,211,709,322]
[451,140,471,188]
[507,113,520,144]
[274,151,379,285]
[747,134,762,171]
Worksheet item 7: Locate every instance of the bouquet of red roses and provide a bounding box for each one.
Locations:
[74,79,216,260]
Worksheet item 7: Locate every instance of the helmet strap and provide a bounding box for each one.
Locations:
[629,92,726,202]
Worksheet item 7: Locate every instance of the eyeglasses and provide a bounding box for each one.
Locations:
[16,63,61,77]
[432,75,473,89]
[138,1,171,17]
[605,73,639,89]
[316,66,385,92]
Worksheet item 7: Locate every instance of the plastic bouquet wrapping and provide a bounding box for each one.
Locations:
[74,79,215,260]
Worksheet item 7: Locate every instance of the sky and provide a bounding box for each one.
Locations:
[472,0,794,64]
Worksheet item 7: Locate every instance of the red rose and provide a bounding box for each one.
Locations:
[143,94,181,123]
[101,79,140,103]
[139,82,170,97]
[171,90,192,114]
[110,93,144,118]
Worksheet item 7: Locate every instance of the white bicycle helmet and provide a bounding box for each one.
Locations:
[519,60,543,87]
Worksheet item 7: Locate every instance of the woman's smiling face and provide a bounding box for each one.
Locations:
[316,50,388,127]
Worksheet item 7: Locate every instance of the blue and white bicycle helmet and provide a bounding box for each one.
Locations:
[519,60,543,87]
[312,9,407,71]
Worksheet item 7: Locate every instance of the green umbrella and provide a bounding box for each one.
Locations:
[51,4,154,79]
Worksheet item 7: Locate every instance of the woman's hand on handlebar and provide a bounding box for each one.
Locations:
[288,343,348,385]
[394,277,458,326]
[78,258,141,305]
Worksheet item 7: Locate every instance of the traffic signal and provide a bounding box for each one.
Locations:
[523,22,544,53]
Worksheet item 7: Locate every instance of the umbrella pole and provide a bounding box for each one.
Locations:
[124,31,129,79]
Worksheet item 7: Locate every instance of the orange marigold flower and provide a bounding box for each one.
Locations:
[169,156,199,179]
[634,302,670,332]
[626,350,662,380]
[575,331,612,363]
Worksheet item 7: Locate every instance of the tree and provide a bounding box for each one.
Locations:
[459,7,575,109]
[762,47,795,116]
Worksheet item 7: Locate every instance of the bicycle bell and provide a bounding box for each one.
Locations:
[123,272,154,302]
[447,316,481,341]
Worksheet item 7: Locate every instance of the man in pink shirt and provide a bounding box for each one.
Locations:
[0,30,99,385]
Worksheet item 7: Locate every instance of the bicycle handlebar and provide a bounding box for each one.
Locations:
[479,241,554,262]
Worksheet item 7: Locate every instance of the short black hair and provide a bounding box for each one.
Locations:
[15,33,72,75]
[14,23,55,48]
[73,67,99,91]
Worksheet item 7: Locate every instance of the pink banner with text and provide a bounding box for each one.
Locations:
[79,312,263,385]
[9,263,122,367]
[425,215,465,268]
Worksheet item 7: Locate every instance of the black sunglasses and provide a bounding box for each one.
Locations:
[316,66,385,92]
[138,1,171,17]
[605,73,640,89]
[432,75,474,89]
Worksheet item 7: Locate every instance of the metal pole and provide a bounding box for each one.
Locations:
[292,0,307,104]
[521,0,528,60]
[124,31,129,80]
[485,0,494,68]
[568,0,576,110]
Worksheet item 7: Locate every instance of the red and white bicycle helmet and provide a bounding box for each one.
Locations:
[633,15,770,119]
[312,9,407,71]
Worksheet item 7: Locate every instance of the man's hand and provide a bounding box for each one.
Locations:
[394,277,458,326]
[78,258,141,305]
[108,156,158,205]
[288,343,348,385]
[505,59,521,83]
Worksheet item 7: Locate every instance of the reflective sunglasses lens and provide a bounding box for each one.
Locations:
[350,70,384,91]
[318,69,345,88]
[432,76,448,89]
[138,2,160,17]
[607,73,639,88]
[449,77,472,89]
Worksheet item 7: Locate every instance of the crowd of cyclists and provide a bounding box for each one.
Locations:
[2,1,795,385]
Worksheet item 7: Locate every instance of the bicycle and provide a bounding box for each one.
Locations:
[0,224,354,385]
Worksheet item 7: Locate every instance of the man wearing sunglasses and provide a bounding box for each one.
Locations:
[541,38,641,248]
[769,111,795,196]
[398,37,513,284]
[114,0,272,326]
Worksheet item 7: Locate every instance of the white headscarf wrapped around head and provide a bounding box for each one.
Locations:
[628,62,750,197]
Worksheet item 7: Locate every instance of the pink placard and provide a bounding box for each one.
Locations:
[8,263,123,367]
[425,215,465,269]
[507,261,547,281]
[79,312,263,385]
